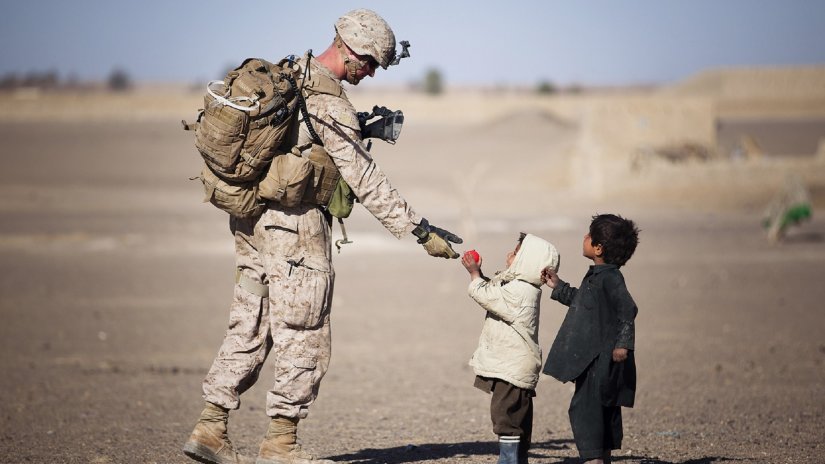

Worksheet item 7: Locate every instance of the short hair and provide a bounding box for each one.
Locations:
[589,214,639,267]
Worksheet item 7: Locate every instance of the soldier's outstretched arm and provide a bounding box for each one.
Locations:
[307,96,462,258]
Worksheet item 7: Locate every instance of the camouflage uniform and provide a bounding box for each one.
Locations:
[202,57,421,419]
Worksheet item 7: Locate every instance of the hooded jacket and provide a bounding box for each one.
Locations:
[467,234,560,390]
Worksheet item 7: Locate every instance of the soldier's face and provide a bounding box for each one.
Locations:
[345,46,378,84]
[356,54,378,80]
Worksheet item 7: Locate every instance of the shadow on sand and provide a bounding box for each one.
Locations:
[326,440,747,463]
[327,440,570,463]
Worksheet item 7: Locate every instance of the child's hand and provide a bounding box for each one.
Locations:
[461,251,482,279]
[541,267,560,288]
[612,348,628,362]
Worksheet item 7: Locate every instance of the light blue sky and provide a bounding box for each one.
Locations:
[1,1,824,87]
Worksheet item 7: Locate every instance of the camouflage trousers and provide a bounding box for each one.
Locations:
[202,204,334,419]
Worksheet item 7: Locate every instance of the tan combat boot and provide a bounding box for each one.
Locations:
[183,402,251,464]
[256,416,333,464]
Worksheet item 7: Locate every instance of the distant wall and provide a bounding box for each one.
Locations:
[568,96,716,198]
[662,66,825,100]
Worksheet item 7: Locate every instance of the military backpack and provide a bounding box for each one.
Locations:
[183,54,350,219]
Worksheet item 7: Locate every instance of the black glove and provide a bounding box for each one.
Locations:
[411,218,463,259]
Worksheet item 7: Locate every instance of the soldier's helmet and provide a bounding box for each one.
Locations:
[335,9,396,69]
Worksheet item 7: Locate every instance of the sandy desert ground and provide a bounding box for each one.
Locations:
[1,69,825,464]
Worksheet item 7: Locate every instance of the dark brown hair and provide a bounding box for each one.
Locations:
[589,214,639,267]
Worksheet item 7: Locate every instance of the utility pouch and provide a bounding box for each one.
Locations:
[303,144,341,206]
[198,166,265,219]
[257,145,313,208]
[276,260,332,329]
[300,144,355,218]
[326,177,356,219]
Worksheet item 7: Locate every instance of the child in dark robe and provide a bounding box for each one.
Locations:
[542,214,640,463]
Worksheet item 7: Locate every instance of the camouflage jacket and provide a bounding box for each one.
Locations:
[290,56,421,239]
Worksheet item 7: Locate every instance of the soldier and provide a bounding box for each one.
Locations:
[182,9,462,464]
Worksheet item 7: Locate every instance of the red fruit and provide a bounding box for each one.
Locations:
[468,250,480,262]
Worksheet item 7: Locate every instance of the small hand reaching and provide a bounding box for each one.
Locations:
[541,267,560,289]
[461,251,482,280]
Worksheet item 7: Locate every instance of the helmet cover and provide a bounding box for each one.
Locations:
[335,9,396,69]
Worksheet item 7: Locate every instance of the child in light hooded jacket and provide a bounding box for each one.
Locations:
[461,233,560,464]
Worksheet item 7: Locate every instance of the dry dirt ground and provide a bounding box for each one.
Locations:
[1,99,824,464]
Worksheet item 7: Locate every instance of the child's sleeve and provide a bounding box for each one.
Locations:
[607,275,638,350]
[467,278,520,323]
[549,280,577,306]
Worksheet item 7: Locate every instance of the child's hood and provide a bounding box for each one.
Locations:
[501,234,560,286]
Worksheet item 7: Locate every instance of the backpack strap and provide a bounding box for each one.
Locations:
[303,72,344,98]
[295,79,323,146]
[295,57,345,145]
[284,52,344,98]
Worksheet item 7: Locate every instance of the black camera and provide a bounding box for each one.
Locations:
[357,106,404,144]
